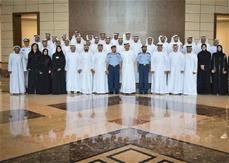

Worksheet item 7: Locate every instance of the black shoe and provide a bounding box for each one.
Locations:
[109,92,113,94]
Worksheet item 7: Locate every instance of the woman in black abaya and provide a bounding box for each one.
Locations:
[27,43,41,94]
[52,45,66,94]
[211,45,228,95]
[37,49,52,94]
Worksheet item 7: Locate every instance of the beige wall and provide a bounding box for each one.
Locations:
[185,0,229,44]
[1,0,69,62]
[1,0,229,62]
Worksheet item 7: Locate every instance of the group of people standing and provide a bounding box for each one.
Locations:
[8,32,228,95]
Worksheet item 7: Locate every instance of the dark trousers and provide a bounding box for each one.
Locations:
[108,65,120,93]
[138,64,149,93]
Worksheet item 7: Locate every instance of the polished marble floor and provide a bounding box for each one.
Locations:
[0,93,228,163]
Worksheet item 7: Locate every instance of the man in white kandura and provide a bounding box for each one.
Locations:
[145,37,156,54]
[131,36,142,57]
[21,38,31,89]
[48,35,57,56]
[65,44,81,94]
[92,44,108,94]
[86,33,95,44]
[75,36,84,54]
[151,43,170,94]
[91,36,100,54]
[196,36,211,53]
[131,36,142,82]
[120,42,136,94]
[169,35,183,53]
[62,39,71,56]
[99,32,106,45]
[210,39,221,55]
[116,37,124,53]
[60,33,67,47]
[168,44,185,94]
[104,37,112,53]
[158,35,169,53]
[79,44,94,94]
[183,36,197,54]
[32,34,42,51]
[41,39,51,57]
[183,45,198,95]
[123,32,134,45]
[8,46,27,94]
[111,33,119,46]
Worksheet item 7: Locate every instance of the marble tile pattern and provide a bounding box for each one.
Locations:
[2,128,229,162]
[0,110,45,124]
[0,93,228,162]
[82,144,186,163]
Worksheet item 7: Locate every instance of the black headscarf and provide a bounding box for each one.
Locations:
[30,43,41,54]
[201,43,207,50]
[55,45,64,55]
[42,48,49,56]
[216,45,223,53]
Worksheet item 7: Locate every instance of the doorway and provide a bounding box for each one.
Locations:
[13,12,39,47]
[214,14,229,55]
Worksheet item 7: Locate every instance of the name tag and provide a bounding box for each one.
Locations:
[56,56,59,59]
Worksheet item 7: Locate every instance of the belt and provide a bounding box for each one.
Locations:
[139,64,149,66]
[109,64,119,67]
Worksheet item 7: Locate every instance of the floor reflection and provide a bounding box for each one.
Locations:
[49,95,121,111]
[1,94,228,162]
[64,95,109,138]
[9,95,30,137]
[60,95,229,145]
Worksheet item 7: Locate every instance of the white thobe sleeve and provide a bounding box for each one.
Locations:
[92,54,96,70]
[77,54,82,70]
[168,53,172,70]
[22,55,27,71]
[207,44,211,52]
[132,52,136,62]
[181,46,186,54]
[104,56,107,71]
[90,53,94,69]
[8,54,12,72]
[70,36,76,45]
[164,54,170,71]
[193,55,198,73]
[150,55,155,71]
[65,54,69,71]
[180,54,185,71]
